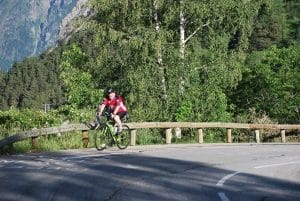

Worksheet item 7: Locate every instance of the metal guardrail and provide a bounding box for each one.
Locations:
[0,122,299,149]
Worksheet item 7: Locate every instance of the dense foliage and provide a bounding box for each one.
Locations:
[81,0,268,122]
[0,0,299,126]
[0,109,61,143]
[0,51,66,110]
[230,44,300,123]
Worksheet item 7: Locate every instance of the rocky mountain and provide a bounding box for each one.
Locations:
[0,0,89,71]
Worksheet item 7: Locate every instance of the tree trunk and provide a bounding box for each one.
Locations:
[179,0,185,94]
[153,0,167,99]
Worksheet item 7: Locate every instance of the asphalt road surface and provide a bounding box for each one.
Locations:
[0,143,299,201]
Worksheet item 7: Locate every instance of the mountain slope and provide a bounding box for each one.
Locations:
[0,0,79,71]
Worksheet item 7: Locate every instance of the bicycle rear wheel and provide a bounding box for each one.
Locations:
[116,125,130,149]
[94,125,111,151]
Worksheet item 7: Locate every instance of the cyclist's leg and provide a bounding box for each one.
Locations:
[112,114,122,132]
[112,112,127,133]
[118,111,128,121]
[115,124,130,149]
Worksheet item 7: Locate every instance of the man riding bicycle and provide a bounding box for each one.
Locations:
[96,89,128,133]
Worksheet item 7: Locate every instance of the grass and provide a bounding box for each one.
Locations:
[136,129,165,145]
[1,128,299,154]
[2,132,85,154]
[172,128,198,144]
[38,132,83,151]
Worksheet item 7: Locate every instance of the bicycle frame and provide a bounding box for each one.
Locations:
[96,117,118,140]
[94,114,130,150]
[96,115,116,131]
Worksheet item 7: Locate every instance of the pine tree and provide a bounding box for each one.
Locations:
[249,1,287,50]
[0,71,7,109]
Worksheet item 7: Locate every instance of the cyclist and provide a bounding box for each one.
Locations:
[96,89,128,133]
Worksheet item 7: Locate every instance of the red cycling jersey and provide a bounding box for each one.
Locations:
[102,96,127,114]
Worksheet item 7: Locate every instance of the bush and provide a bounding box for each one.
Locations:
[136,129,164,145]
[0,109,61,136]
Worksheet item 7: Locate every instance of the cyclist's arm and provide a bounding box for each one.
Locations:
[97,104,106,116]
[112,99,123,115]
[97,98,109,116]
[112,105,120,115]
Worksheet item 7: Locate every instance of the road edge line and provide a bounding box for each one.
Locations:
[216,171,240,187]
[218,192,231,201]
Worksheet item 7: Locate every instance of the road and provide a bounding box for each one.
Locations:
[0,144,299,201]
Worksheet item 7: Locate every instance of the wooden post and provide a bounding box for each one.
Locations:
[82,130,89,148]
[255,130,260,143]
[281,129,286,143]
[31,136,39,149]
[130,129,137,146]
[227,128,232,143]
[198,128,203,144]
[166,128,172,144]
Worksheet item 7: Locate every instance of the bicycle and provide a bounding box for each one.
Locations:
[91,114,130,151]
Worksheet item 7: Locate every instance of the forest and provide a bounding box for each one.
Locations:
[0,0,299,130]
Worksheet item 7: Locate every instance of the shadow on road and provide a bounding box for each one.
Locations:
[0,150,299,201]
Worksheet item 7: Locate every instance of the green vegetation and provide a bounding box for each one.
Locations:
[0,109,61,134]
[230,44,300,123]
[0,0,299,152]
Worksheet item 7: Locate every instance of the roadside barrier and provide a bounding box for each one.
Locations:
[0,122,299,149]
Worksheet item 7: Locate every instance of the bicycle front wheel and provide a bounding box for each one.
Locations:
[116,125,130,149]
[94,125,111,151]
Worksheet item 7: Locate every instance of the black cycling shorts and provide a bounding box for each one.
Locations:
[117,111,128,120]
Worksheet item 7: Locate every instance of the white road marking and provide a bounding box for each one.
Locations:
[62,152,127,160]
[26,167,43,170]
[1,160,12,163]
[254,161,300,169]
[218,192,231,201]
[216,171,240,187]
[121,164,157,172]
[216,172,240,201]
[62,154,103,160]
[215,162,300,201]
[12,166,24,169]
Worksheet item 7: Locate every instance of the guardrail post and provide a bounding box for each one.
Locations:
[82,130,89,148]
[31,136,39,149]
[130,129,137,146]
[227,129,232,143]
[281,129,286,143]
[198,128,203,144]
[166,128,172,144]
[255,130,260,143]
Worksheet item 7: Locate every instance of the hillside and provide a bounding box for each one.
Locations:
[0,0,299,124]
[0,0,80,71]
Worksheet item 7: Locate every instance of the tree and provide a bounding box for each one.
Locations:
[0,71,7,109]
[153,0,167,100]
[284,0,300,42]
[163,0,267,121]
[230,44,300,123]
[60,43,102,109]
[249,1,288,51]
[0,48,66,110]
[84,0,269,122]
[3,0,291,126]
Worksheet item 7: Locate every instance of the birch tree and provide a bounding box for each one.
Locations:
[84,0,270,122]
[153,0,167,99]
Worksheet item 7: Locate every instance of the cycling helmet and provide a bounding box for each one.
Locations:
[107,88,115,95]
